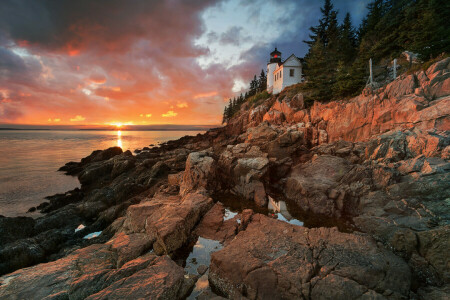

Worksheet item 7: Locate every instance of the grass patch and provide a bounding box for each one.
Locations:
[407,53,449,74]
[247,91,270,107]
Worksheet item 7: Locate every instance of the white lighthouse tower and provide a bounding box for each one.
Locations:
[266,48,281,93]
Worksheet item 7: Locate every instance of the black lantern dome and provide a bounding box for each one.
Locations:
[270,47,282,63]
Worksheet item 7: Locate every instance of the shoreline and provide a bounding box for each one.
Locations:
[0,58,449,299]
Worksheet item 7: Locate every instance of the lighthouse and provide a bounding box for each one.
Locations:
[266,48,282,93]
[266,47,303,94]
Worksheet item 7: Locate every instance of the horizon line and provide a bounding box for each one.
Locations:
[0,123,221,131]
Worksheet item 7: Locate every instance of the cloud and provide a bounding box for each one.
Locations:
[161,110,178,118]
[194,91,218,99]
[70,115,85,122]
[0,0,369,125]
[89,73,107,84]
[176,102,188,108]
[219,26,246,46]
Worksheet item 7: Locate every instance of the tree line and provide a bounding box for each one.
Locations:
[222,70,267,124]
[304,0,450,101]
[222,0,449,123]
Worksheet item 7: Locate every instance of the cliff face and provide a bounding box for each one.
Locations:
[0,58,449,299]
[228,57,449,144]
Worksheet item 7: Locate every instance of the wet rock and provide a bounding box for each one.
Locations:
[122,192,213,255]
[209,214,411,300]
[59,147,123,175]
[0,216,35,244]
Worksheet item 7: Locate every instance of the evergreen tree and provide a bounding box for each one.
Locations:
[339,13,357,64]
[249,75,258,96]
[258,69,267,92]
[222,105,228,124]
[408,0,450,59]
[303,0,339,101]
[226,98,233,120]
[304,0,334,51]
[238,93,244,104]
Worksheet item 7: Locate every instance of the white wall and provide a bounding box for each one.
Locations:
[272,66,284,94]
[266,63,277,93]
[272,56,303,94]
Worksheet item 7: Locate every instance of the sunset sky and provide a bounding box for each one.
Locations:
[0,0,369,127]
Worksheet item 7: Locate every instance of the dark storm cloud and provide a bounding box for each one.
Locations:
[259,0,369,58]
[0,47,41,84]
[0,0,220,55]
[219,26,248,46]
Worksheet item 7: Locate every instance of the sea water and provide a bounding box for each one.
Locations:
[0,130,202,217]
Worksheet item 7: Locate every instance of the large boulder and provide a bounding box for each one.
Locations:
[180,151,217,196]
[285,155,351,217]
[122,192,213,255]
[0,245,190,300]
[209,214,411,300]
[384,74,417,99]
[218,144,270,207]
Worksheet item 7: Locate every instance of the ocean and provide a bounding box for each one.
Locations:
[0,130,203,217]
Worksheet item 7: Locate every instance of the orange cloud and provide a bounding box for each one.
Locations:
[194,91,218,99]
[176,102,188,108]
[70,115,86,122]
[89,73,107,84]
[162,110,177,118]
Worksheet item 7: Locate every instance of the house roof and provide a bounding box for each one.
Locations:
[281,54,302,65]
[272,54,303,73]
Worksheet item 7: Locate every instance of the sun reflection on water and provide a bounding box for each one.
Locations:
[117,130,122,148]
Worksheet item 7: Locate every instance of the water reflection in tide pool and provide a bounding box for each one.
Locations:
[184,237,222,275]
[268,196,304,226]
[182,237,223,299]
[214,193,305,227]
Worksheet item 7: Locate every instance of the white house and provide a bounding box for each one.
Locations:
[266,48,303,94]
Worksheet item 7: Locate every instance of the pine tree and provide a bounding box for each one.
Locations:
[339,13,357,64]
[258,69,267,92]
[249,75,258,96]
[303,0,339,101]
[408,0,450,59]
[304,0,334,51]
[226,98,233,120]
[239,93,244,104]
[222,105,228,124]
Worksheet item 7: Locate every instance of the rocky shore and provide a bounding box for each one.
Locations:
[0,58,449,299]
